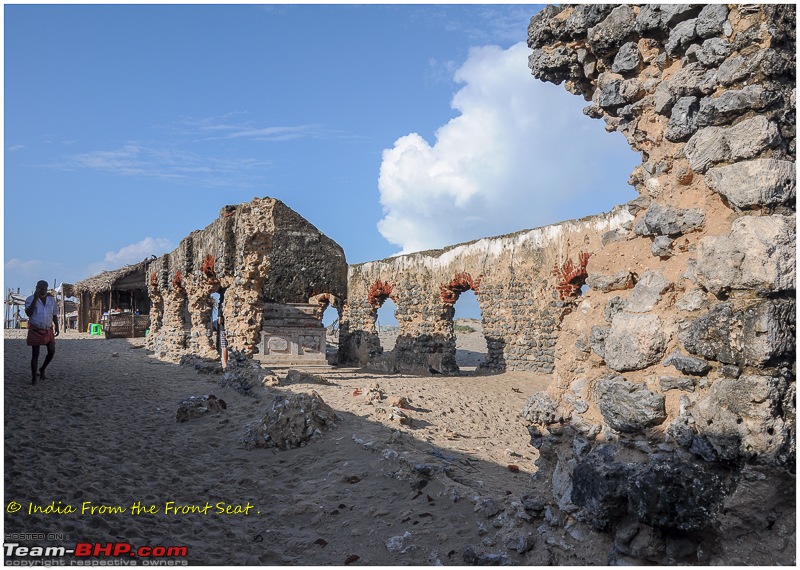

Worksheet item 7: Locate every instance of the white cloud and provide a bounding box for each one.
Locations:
[5,238,176,291]
[87,237,176,275]
[377,42,639,254]
[55,142,272,188]
[169,114,337,143]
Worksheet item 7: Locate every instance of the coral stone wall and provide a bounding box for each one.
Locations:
[342,7,795,558]
[524,3,795,470]
[339,205,635,375]
[146,197,347,362]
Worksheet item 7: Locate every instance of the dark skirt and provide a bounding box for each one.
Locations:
[27,326,55,347]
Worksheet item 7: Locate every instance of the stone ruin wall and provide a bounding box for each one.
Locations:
[524,2,795,469]
[342,4,795,563]
[145,197,347,362]
[339,206,635,375]
[525,4,794,563]
[138,6,794,561]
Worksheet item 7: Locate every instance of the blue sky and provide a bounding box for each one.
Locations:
[4,4,639,307]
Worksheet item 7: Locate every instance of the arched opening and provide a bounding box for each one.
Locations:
[210,291,221,323]
[376,297,399,352]
[321,303,339,364]
[453,288,487,371]
[308,292,343,365]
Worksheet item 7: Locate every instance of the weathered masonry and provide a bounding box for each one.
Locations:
[338,4,794,563]
[145,197,347,363]
[516,4,795,564]
[522,1,795,467]
[339,206,633,375]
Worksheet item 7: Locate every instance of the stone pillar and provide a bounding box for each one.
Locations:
[185,275,218,359]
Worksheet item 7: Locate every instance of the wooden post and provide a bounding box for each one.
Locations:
[59,285,65,332]
[131,290,136,338]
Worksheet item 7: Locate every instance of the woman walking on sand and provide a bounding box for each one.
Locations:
[25,280,59,384]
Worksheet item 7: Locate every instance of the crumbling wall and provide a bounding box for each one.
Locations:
[340,205,634,375]
[526,0,795,469]
[340,4,794,563]
[519,4,795,564]
[146,197,347,362]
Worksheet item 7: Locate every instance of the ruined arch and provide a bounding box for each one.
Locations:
[439,272,483,305]
[367,279,395,311]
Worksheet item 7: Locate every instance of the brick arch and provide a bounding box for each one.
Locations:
[309,292,342,310]
[201,254,217,280]
[172,270,185,293]
[551,252,591,300]
[440,272,483,304]
[367,279,395,309]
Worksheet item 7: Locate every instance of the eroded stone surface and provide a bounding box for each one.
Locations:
[146,198,347,363]
[705,158,796,209]
[604,313,666,371]
[695,214,795,295]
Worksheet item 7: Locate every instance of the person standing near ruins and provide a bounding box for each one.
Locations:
[214,313,228,369]
[25,280,59,384]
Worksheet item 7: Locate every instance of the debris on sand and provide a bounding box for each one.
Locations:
[242,390,339,450]
[176,395,227,423]
[389,407,412,426]
[364,383,385,404]
[285,369,334,385]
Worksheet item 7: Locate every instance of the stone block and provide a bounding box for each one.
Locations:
[594,74,627,110]
[634,202,705,236]
[675,288,709,312]
[604,296,627,323]
[663,351,711,376]
[586,270,635,292]
[634,4,664,35]
[695,4,729,38]
[594,375,666,432]
[665,18,697,56]
[565,5,615,38]
[660,5,702,27]
[659,375,696,392]
[528,46,576,85]
[695,214,795,294]
[691,375,789,464]
[685,116,781,173]
[587,5,636,58]
[590,325,609,358]
[687,37,732,67]
[705,158,795,209]
[665,96,699,141]
[627,457,729,531]
[625,270,671,313]
[241,390,338,450]
[520,391,562,425]
[605,313,666,371]
[681,299,796,366]
[696,85,777,128]
[612,42,641,74]
[651,235,674,257]
[571,446,634,530]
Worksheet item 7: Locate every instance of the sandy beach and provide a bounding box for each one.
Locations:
[1,324,595,566]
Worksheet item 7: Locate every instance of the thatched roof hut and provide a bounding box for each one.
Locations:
[74,261,149,296]
[74,260,150,336]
